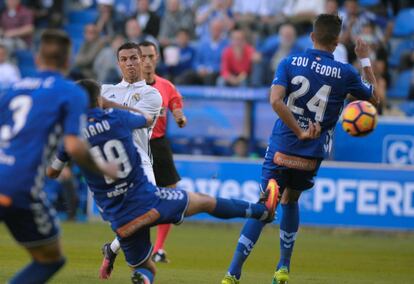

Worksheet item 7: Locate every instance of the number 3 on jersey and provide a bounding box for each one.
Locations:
[286,75,331,122]
[90,139,132,184]
[0,95,32,141]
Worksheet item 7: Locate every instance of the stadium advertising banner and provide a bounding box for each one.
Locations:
[174,157,414,231]
[88,156,414,230]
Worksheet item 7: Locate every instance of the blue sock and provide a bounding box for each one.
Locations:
[134,268,154,283]
[277,203,299,271]
[227,219,266,279]
[211,198,267,220]
[10,258,66,284]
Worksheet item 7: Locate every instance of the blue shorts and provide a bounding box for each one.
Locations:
[0,190,60,247]
[114,187,189,267]
[261,149,322,193]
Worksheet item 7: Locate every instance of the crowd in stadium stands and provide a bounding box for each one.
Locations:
[0,0,414,116]
[2,0,413,219]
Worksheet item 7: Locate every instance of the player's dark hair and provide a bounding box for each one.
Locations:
[138,40,158,54]
[117,42,142,59]
[313,14,342,46]
[77,79,101,108]
[39,29,71,69]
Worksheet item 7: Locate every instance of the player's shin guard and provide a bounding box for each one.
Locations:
[277,203,299,271]
[227,219,266,279]
[9,258,66,284]
[212,198,267,219]
[132,268,154,284]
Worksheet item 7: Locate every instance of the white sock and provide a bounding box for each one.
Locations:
[110,238,121,254]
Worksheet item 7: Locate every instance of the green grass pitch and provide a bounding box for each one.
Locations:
[1,222,414,283]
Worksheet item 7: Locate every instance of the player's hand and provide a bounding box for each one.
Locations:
[176,116,187,128]
[299,121,321,140]
[354,38,370,59]
[99,161,119,180]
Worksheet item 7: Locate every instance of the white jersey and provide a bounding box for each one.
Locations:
[101,79,162,184]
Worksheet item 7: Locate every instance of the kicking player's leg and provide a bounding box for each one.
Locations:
[184,179,279,222]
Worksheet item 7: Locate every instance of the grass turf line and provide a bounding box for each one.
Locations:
[1,222,414,283]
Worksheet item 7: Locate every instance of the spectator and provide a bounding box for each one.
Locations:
[282,0,325,34]
[158,0,194,48]
[26,0,64,28]
[70,24,106,80]
[125,18,158,47]
[232,0,261,31]
[339,0,386,50]
[258,0,286,36]
[133,0,161,38]
[165,28,195,83]
[195,0,234,39]
[93,35,125,84]
[231,137,258,158]
[0,0,34,50]
[251,23,302,86]
[218,28,256,87]
[0,44,20,88]
[176,18,229,86]
[96,0,117,38]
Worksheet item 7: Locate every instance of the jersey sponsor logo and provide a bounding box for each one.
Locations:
[382,135,414,165]
[274,152,317,171]
[116,208,160,238]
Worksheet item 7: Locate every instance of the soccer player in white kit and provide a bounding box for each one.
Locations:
[99,42,162,279]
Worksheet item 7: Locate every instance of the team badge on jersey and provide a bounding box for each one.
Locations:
[132,93,141,104]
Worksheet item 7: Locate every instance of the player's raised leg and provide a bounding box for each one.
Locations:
[184,178,279,222]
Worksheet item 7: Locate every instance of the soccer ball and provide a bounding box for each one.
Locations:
[341,100,378,137]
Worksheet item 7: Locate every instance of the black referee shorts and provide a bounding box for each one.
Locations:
[150,136,181,187]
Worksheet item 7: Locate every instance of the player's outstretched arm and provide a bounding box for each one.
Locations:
[354,38,380,107]
[101,97,153,124]
[64,135,118,179]
[270,85,321,140]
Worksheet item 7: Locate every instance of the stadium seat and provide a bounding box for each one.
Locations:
[64,24,85,40]
[399,101,414,116]
[393,8,414,37]
[387,70,412,99]
[14,50,35,68]
[68,9,98,25]
[169,136,192,154]
[296,35,313,50]
[358,0,380,7]
[211,138,232,156]
[388,39,414,68]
